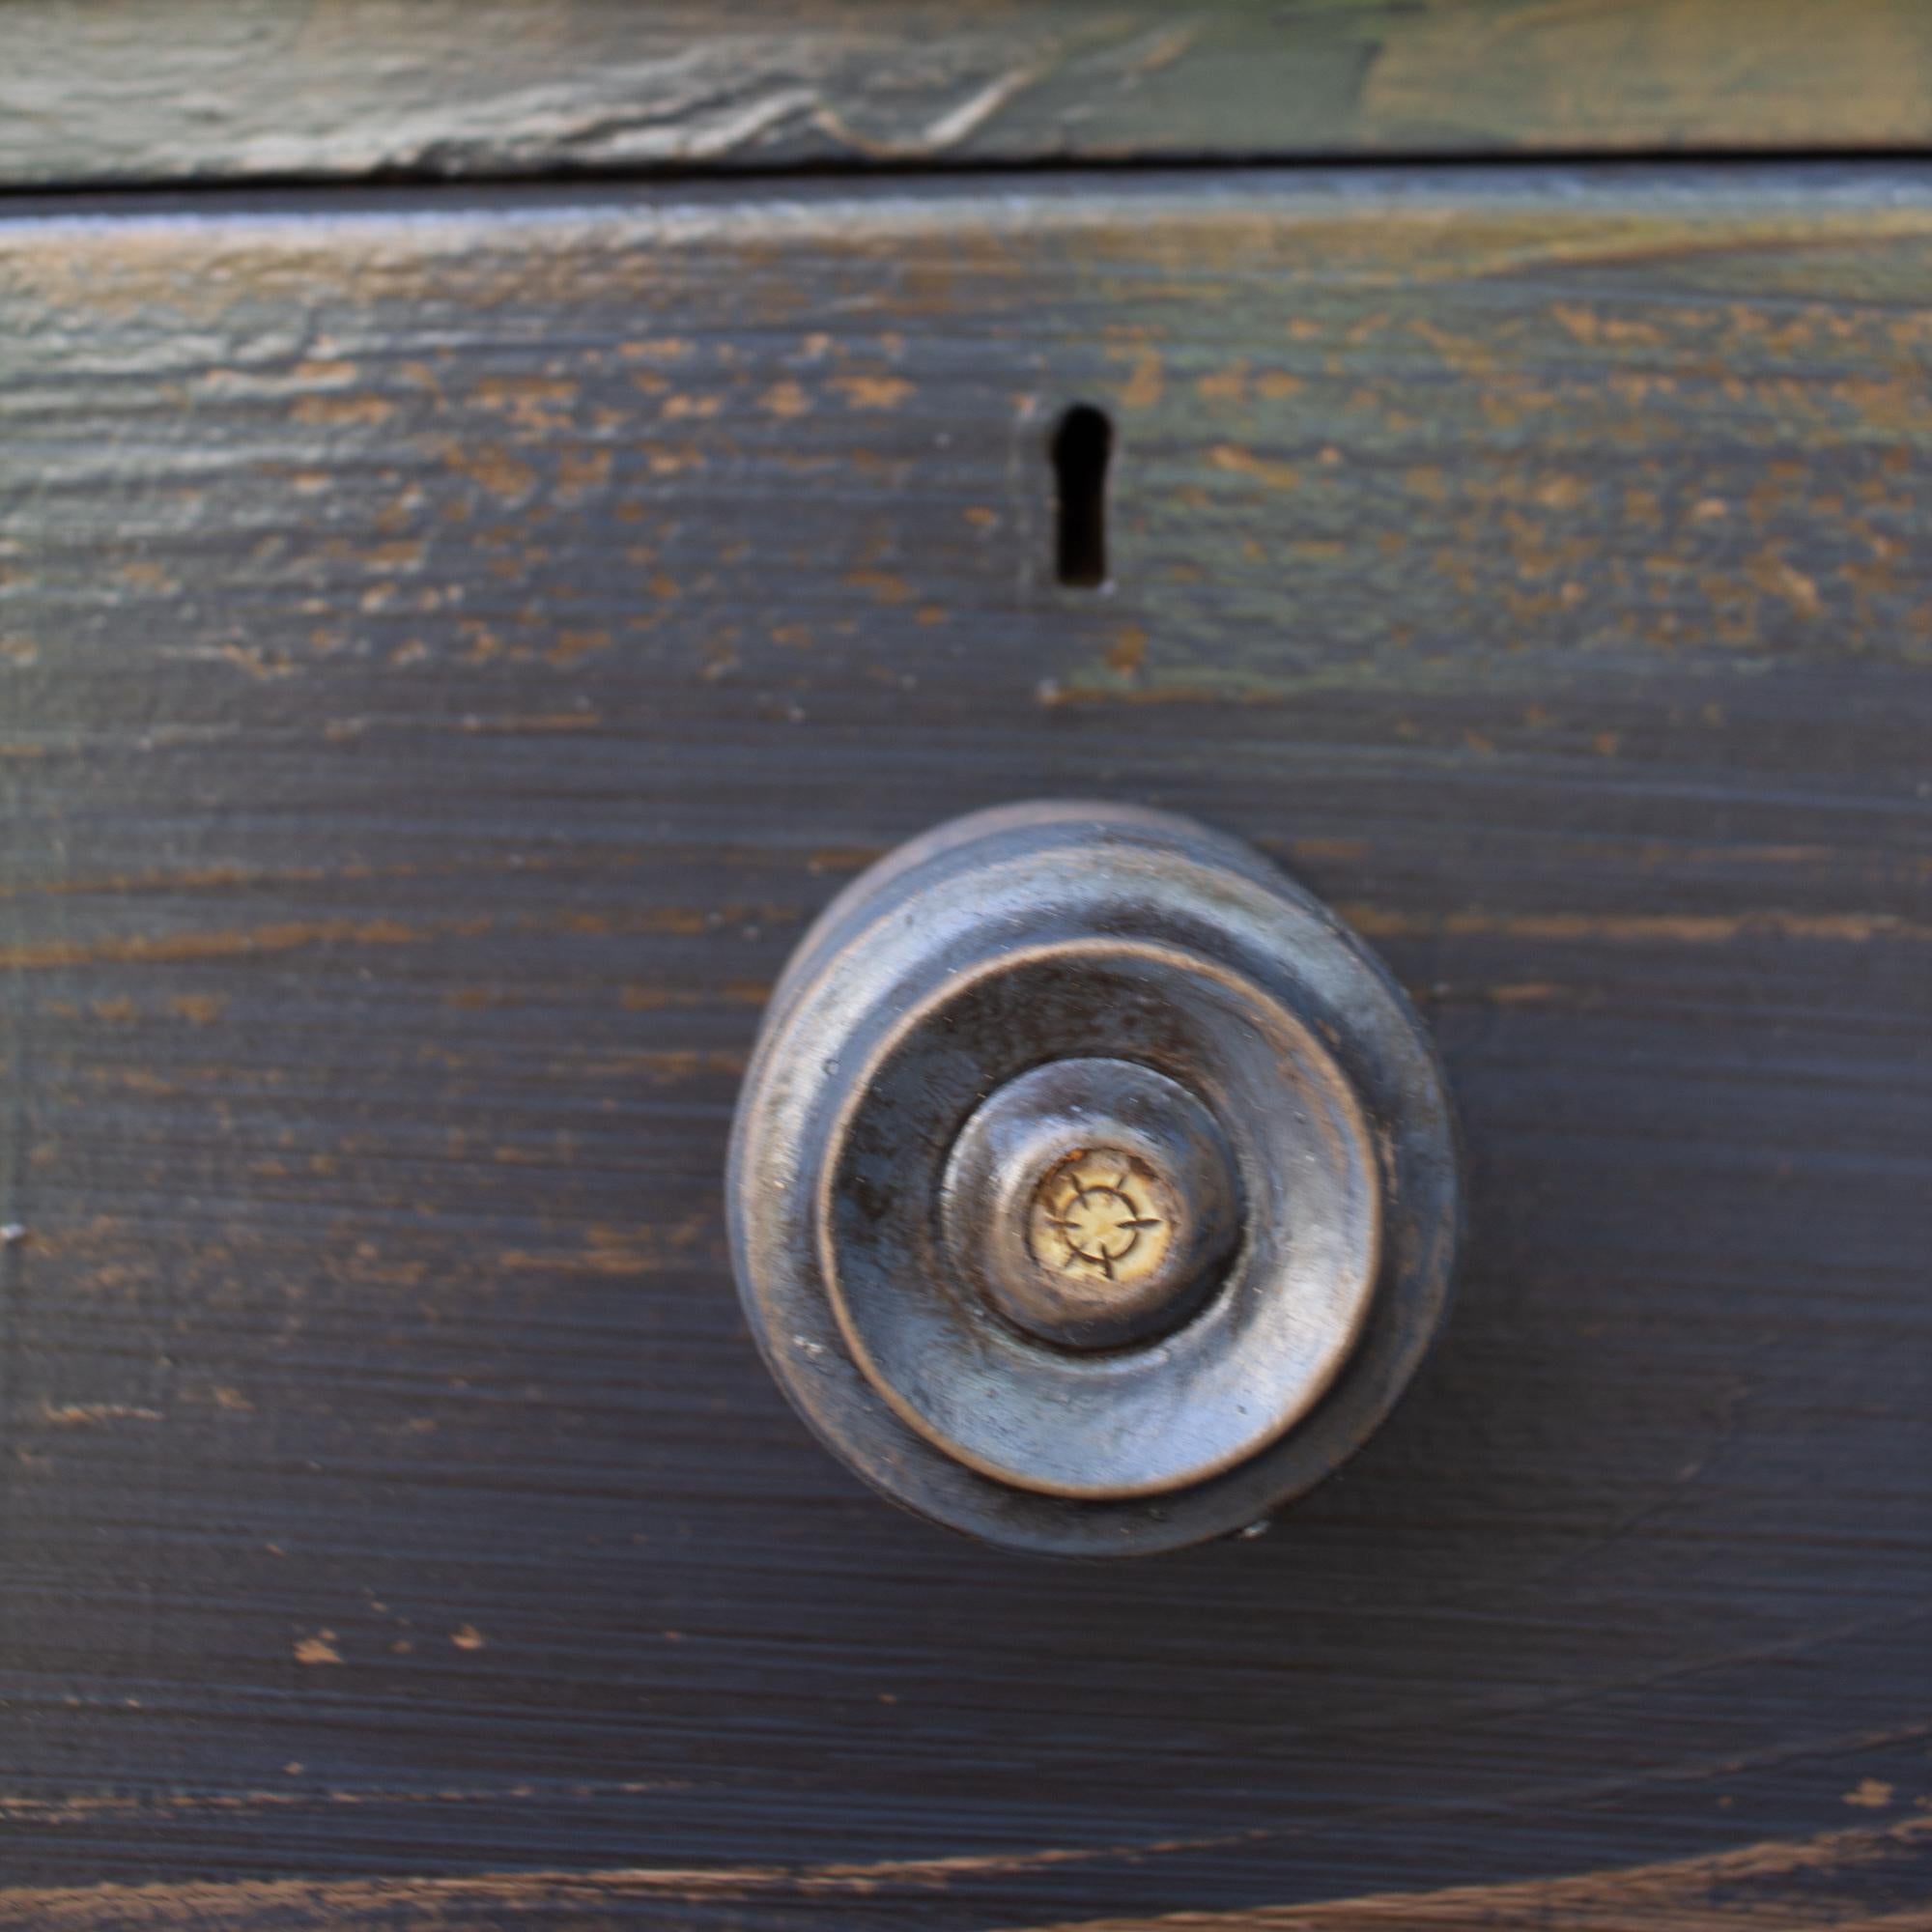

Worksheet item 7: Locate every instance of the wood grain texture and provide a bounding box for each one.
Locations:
[1,168,1929,1923]
[1,1812,1929,1929]
[13,0,1932,189]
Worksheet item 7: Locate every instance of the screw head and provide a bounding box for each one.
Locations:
[1032,1149,1171,1283]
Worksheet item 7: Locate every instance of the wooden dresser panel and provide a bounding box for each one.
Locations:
[1,170,1928,1925]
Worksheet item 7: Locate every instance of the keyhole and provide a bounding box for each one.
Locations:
[1051,404,1113,588]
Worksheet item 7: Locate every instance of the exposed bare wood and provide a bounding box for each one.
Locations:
[0,1814,1928,1928]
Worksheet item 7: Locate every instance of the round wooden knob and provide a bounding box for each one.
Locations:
[727,803,1460,1556]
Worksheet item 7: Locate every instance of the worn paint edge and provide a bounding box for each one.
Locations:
[0,1813,1926,1928]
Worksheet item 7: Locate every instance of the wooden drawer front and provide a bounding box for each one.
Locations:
[1,173,1928,1924]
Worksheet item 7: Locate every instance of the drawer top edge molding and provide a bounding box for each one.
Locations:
[12,0,1932,193]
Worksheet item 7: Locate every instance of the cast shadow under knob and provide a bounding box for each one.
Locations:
[726,802,1461,1557]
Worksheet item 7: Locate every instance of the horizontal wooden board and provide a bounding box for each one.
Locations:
[1,169,1929,1925]
[12,0,1932,188]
